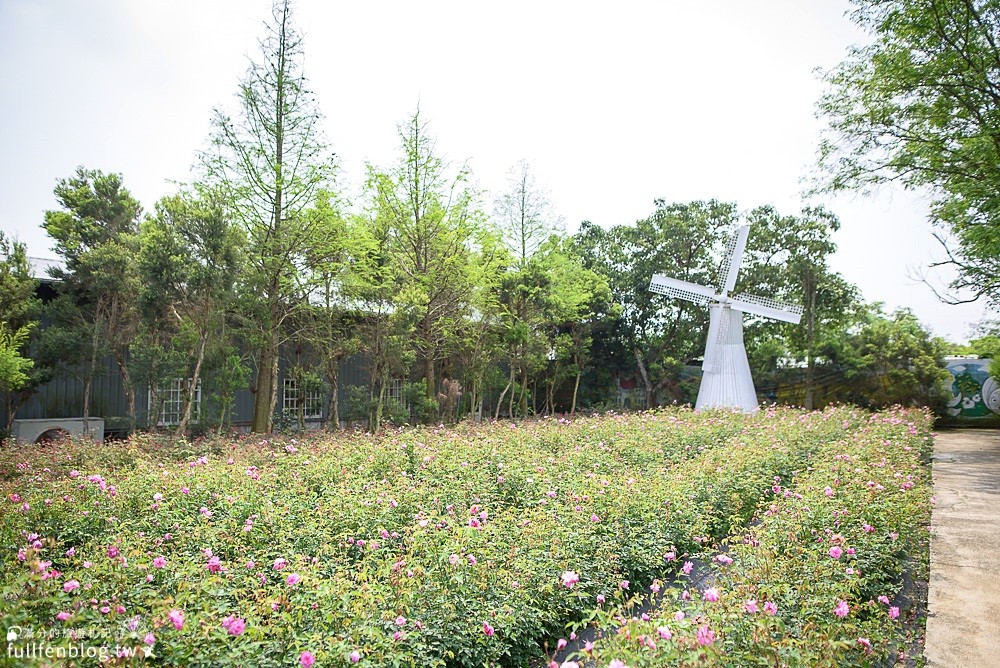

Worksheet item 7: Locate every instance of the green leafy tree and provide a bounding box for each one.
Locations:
[350,212,418,428]
[817,0,1000,306]
[536,236,611,414]
[0,324,33,401]
[0,233,45,432]
[139,188,243,437]
[42,167,142,434]
[843,307,951,409]
[297,192,363,430]
[739,205,861,408]
[490,163,574,417]
[202,0,336,433]
[493,254,551,418]
[367,109,494,402]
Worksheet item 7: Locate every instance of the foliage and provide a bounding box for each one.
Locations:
[201,0,337,433]
[817,0,1000,306]
[296,191,364,430]
[41,167,142,432]
[0,408,930,667]
[576,201,731,407]
[0,233,45,432]
[740,205,863,407]
[138,187,244,437]
[366,109,497,403]
[796,306,952,411]
[0,323,33,394]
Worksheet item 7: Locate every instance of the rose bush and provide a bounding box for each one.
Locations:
[0,406,928,667]
[577,408,932,668]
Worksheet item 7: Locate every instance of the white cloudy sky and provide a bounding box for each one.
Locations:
[0,0,991,342]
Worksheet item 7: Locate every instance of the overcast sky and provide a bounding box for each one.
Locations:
[0,0,991,342]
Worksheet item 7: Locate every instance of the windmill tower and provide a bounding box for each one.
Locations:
[648,225,803,412]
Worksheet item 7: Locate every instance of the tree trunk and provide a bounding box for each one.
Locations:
[82,324,100,439]
[176,333,208,439]
[5,390,34,434]
[82,374,93,440]
[269,353,279,429]
[469,379,478,422]
[251,335,277,433]
[571,368,582,415]
[804,274,817,410]
[326,362,340,431]
[634,348,653,409]
[518,370,529,416]
[374,378,386,429]
[113,348,136,433]
[4,394,13,434]
[424,353,435,399]
[495,365,514,420]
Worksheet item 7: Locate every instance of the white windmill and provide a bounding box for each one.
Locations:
[648,225,803,412]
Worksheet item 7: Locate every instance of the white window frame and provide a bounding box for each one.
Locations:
[151,378,202,427]
[282,378,323,419]
[386,378,405,406]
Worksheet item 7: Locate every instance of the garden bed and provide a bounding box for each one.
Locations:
[0,407,931,667]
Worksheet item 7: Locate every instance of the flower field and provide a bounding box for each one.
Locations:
[0,406,932,667]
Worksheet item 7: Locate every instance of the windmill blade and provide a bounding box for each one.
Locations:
[716,225,750,296]
[648,274,717,304]
[729,293,803,324]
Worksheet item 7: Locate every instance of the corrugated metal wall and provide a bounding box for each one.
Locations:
[3,351,372,432]
[10,353,126,421]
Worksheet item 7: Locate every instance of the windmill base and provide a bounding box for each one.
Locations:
[695,304,759,413]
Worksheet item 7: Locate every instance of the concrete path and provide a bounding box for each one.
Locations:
[924,429,1000,667]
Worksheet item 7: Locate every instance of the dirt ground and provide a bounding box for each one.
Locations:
[924,429,1000,667]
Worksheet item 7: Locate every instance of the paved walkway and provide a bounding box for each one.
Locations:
[925,429,1000,667]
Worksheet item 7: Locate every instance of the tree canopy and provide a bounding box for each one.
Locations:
[817,0,1000,306]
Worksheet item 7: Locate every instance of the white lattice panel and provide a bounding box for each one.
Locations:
[649,283,710,304]
[716,232,740,293]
